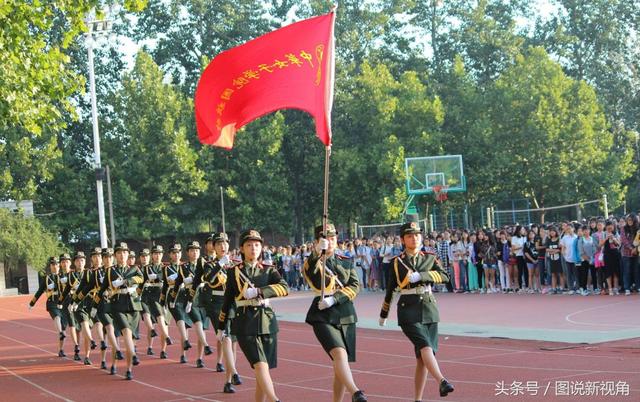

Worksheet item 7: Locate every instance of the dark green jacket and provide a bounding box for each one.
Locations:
[96,264,143,313]
[30,272,64,310]
[219,261,289,336]
[192,256,227,309]
[380,251,449,325]
[304,252,359,325]
[140,263,164,301]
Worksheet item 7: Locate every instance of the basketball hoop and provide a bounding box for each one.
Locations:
[432,185,448,203]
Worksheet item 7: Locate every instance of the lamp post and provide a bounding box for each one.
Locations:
[85,18,113,248]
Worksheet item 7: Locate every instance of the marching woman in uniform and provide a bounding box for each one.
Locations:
[29,256,68,357]
[72,248,101,365]
[161,243,191,363]
[95,248,124,371]
[141,245,172,358]
[379,221,455,401]
[194,232,242,393]
[174,241,213,368]
[304,223,368,402]
[61,251,88,361]
[97,242,143,380]
[58,254,81,357]
[218,229,289,402]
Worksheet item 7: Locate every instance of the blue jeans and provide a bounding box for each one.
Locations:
[621,256,639,291]
[457,260,468,291]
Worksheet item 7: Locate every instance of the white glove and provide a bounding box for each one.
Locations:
[148,273,157,281]
[218,255,230,266]
[315,238,329,254]
[73,282,80,290]
[72,303,78,312]
[184,276,193,285]
[379,318,387,327]
[408,272,421,283]
[243,287,258,299]
[47,283,55,290]
[216,330,226,342]
[317,296,336,310]
[112,278,124,288]
[168,273,178,281]
[60,277,68,284]
[67,304,74,313]
[185,302,192,313]
[90,308,97,318]
[170,301,176,309]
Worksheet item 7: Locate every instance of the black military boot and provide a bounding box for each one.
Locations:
[110,365,116,375]
[183,340,192,350]
[160,351,167,359]
[115,350,124,360]
[58,350,66,358]
[216,362,225,372]
[223,382,235,394]
[180,355,187,364]
[84,357,91,366]
[232,373,242,385]
[132,355,140,366]
[352,390,368,402]
[196,358,204,368]
[439,378,454,397]
[125,370,132,380]
[100,360,107,369]
[204,345,213,355]
[146,347,154,356]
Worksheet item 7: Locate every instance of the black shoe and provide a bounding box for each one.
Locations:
[204,345,213,355]
[74,345,80,354]
[180,355,187,364]
[100,341,107,351]
[132,355,140,366]
[223,382,236,394]
[59,332,66,341]
[216,362,225,372]
[125,370,132,380]
[146,347,154,356]
[352,390,368,402]
[90,340,97,350]
[84,357,91,366]
[116,350,124,360]
[439,379,454,397]
[58,350,66,358]
[196,358,204,368]
[73,352,81,361]
[110,365,116,375]
[166,337,173,346]
[150,329,158,338]
[160,351,167,359]
[232,373,242,385]
[100,361,107,370]
[183,340,192,351]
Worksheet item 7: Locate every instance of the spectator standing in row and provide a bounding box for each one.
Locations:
[437,232,453,292]
[380,237,394,291]
[577,225,596,296]
[546,227,563,294]
[620,214,639,296]
[496,231,511,293]
[467,232,479,292]
[602,221,621,295]
[524,230,540,293]
[560,224,578,294]
[511,226,527,292]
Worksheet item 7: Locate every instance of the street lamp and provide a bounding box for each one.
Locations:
[85,17,113,248]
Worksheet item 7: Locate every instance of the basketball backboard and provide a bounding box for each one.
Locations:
[405,155,465,195]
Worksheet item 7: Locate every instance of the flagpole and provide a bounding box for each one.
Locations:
[220,186,226,233]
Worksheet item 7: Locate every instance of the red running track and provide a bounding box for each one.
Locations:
[0,295,638,401]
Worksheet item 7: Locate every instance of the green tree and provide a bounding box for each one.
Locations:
[105,51,207,239]
[488,47,632,219]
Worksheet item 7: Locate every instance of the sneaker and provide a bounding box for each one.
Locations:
[160,351,167,359]
[147,347,154,356]
[196,358,204,368]
[232,373,242,385]
[223,382,236,394]
[614,288,620,295]
[568,290,575,295]
[352,390,368,402]
[625,290,631,296]
[216,362,225,372]
[609,289,614,296]
[439,378,455,397]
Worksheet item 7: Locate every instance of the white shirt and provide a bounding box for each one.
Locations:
[560,234,577,263]
[511,236,525,257]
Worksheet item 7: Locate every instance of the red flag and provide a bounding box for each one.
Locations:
[194,12,335,149]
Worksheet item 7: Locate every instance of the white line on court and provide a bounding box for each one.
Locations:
[0,364,75,402]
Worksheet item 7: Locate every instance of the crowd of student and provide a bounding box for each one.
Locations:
[242,214,640,297]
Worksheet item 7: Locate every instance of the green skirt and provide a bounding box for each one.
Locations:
[169,304,193,328]
[400,322,439,358]
[237,334,277,369]
[113,311,140,334]
[47,305,68,330]
[312,322,356,362]
[188,305,210,330]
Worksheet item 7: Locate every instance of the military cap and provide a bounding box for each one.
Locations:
[170,243,182,253]
[240,229,263,245]
[128,250,136,258]
[314,223,337,239]
[205,234,215,243]
[139,248,150,256]
[151,245,164,253]
[90,247,102,256]
[48,256,59,265]
[114,242,129,252]
[73,251,86,260]
[101,248,114,257]
[400,221,422,236]
[59,253,71,261]
[186,241,201,250]
[213,232,229,243]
